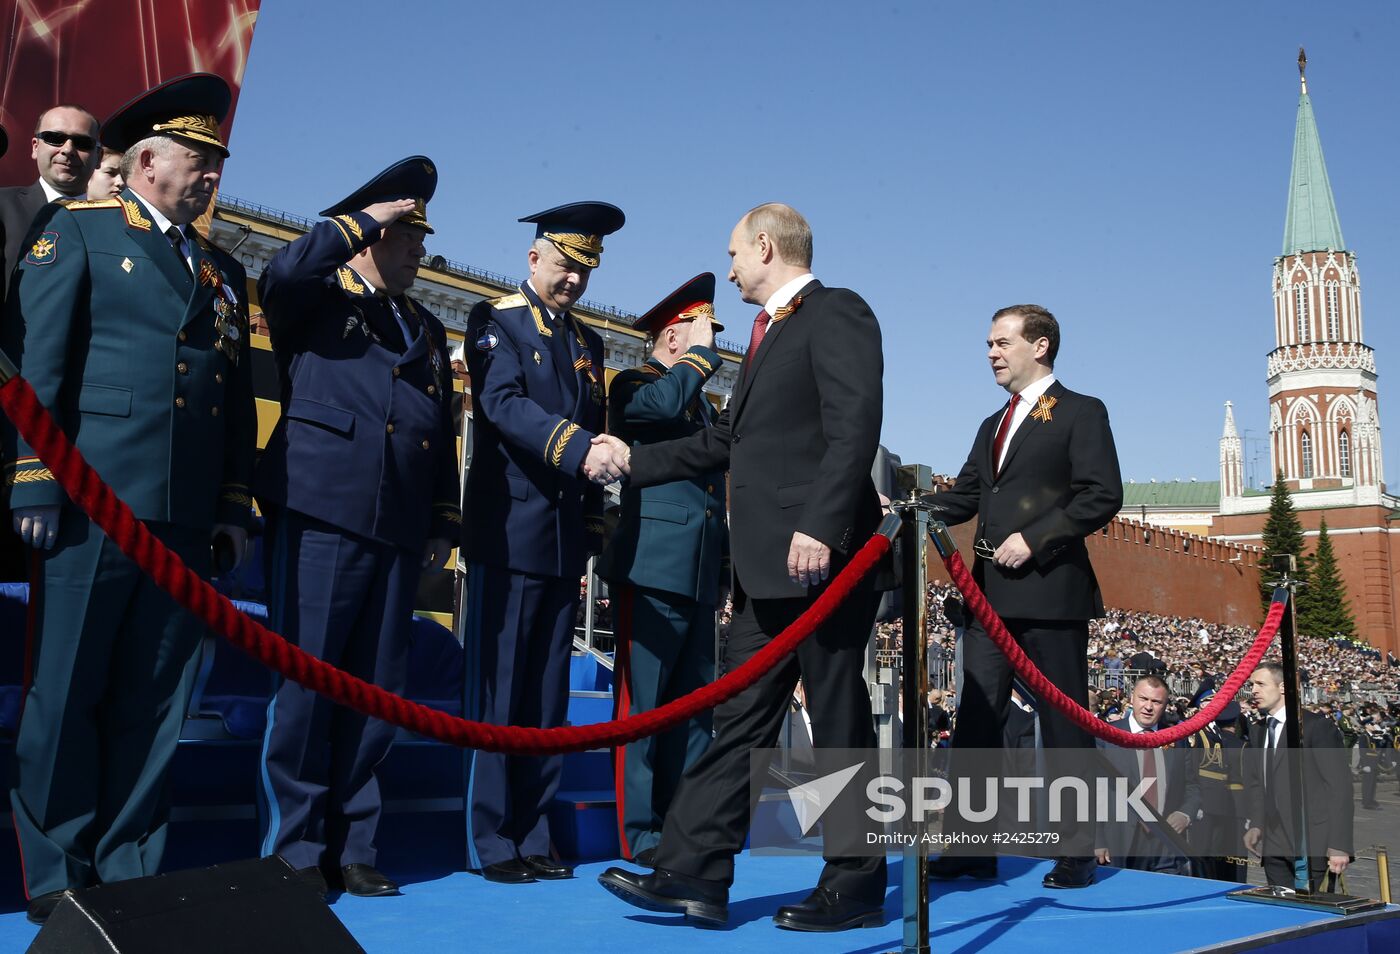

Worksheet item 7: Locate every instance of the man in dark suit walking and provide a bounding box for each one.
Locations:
[597,273,727,866]
[926,304,1123,889]
[1242,662,1352,891]
[598,202,887,933]
[1095,676,1200,874]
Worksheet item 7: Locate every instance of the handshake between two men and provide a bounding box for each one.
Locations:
[582,433,632,485]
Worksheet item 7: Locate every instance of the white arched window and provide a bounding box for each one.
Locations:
[1295,285,1310,343]
[1326,283,1340,339]
[1300,430,1314,479]
[1339,430,1351,478]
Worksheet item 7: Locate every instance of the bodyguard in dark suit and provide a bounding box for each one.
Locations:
[254,157,459,898]
[597,273,727,864]
[1242,662,1353,891]
[0,104,100,288]
[599,203,888,933]
[926,304,1122,890]
[1,75,255,924]
[1095,676,1200,874]
[463,202,627,884]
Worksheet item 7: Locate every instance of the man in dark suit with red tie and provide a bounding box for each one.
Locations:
[1095,675,1200,874]
[926,304,1123,889]
[598,203,887,933]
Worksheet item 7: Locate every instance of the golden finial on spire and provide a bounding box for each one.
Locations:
[1298,47,1308,94]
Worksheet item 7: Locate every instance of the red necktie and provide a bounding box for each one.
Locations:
[747,309,771,357]
[991,393,1021,477]
[1140,744,1163,813]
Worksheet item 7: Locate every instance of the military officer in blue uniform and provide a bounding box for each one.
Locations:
[254,158,459,898]
[0,74,255,924]
[596,273,727,866]
[463,201,626,883]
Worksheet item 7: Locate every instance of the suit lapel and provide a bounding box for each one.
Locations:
[731,279,819,424]
[998,380,1065,477]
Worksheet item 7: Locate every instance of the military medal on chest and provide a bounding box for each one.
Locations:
[211,280,247,365]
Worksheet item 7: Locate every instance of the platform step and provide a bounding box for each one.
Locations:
[548,789,619,861]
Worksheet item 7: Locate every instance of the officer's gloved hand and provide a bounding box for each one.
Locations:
[13,505,60,550]
[211,524,248,574]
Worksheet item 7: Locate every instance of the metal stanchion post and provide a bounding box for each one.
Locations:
[899,501,930,954]
[1377,846,1391,905]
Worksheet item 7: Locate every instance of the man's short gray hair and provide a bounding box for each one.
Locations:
[741,203,813,268]
[120,135,179,181]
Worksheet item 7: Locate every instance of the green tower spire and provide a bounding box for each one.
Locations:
[1282,48,1345,256]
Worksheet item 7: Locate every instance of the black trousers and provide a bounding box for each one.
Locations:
[947,616,1093,855]
[653,578,886,906]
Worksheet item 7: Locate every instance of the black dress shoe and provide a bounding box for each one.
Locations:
[295,866,329,899]
[598,866,728,925]
[26,890,65,925]
[773,886,884,932]
[480,859,537,884]
[928,855,998,881]
[521,855,574,880]
[633,847,658,868]
[1042,856,1096,889]
[340,864,400,897]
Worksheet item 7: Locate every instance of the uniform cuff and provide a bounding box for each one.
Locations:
[326,210,382,255]
[674,345,720,379]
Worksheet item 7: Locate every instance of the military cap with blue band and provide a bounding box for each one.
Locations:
[634,272,725,336]
[101,72,232,157]
[320,155,438,234]
[520,201,625,268]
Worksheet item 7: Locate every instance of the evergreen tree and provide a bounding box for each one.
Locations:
[1296,517,1357,641]
[1258,470,1307,610]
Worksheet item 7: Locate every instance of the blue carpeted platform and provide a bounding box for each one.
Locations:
[3,854,1396,952]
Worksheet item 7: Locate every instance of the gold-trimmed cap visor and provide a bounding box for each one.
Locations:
[318,156,438,235]
[632,273,724,335]
[520,201,624,268]
[101,73,232,157]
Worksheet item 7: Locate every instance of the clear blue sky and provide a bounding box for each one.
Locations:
[223,1,1400,486]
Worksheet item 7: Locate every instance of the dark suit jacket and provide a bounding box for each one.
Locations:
[1243,709,1353,859]
[1096,718,1200,861]
[629,279,883,600]
[929,380,1122,620]
[0,181,51,294]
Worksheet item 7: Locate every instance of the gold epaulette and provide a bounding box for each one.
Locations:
[488,293,526,310]
[121,197,152,231]
[63,198,122,211]
[434,503,462,525]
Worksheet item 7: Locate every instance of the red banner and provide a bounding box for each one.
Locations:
[0,0,262,187]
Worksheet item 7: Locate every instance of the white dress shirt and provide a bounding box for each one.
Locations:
[994,373,1057,473]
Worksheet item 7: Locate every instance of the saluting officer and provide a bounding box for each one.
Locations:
[463,202,626,883]
[1,74,255,924]
[597,273,727,866]
[254,158,459,899]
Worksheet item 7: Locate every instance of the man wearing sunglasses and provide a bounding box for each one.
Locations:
[0,104,101,292]
[925,304,1122,891]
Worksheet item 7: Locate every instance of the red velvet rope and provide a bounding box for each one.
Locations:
[0,374,889,755]
[942,548,1285,748]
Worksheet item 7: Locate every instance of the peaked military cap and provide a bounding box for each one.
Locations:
[634,272,724,336]
[1214,701,1241,725]
[320,155,438,234]
[101,72,232,157]
[520,201,624,268]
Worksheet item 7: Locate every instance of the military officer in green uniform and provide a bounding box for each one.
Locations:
[0,73,255,924]
[597,273,727,866]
